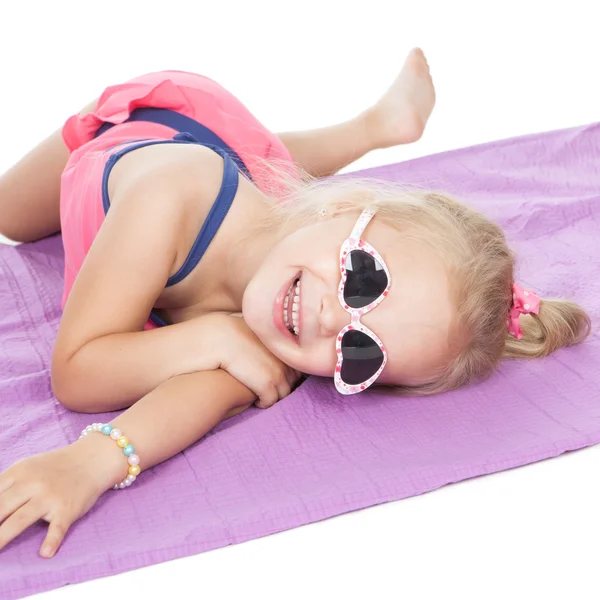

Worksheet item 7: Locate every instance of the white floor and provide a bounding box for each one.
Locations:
[2,1,599,598]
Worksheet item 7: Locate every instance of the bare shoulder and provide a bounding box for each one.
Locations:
[108,142,225,209]
[107,142,227,267]
[53,143,233,362]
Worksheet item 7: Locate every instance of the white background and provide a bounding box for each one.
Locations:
[1,1,599,598]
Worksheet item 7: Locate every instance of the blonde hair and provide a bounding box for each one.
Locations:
[250,158,592,395]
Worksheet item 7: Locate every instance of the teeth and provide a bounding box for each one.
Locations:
[282,277,301,336]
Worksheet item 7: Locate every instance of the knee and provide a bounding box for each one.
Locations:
[0,216,52,244]
[0,224,28,244]
[0,186,29,243]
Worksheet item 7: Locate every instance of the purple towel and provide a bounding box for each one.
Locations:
[1,123,599,599]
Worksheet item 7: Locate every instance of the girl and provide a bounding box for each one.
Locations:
[0,49,591,558]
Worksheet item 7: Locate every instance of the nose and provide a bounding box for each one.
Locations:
[318,293,350,337]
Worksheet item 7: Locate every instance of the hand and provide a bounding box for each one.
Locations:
[212,314,302,408]
[0,435,124,558]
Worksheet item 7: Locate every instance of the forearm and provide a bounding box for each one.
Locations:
[53,317,221,412]
[72,369,256,492]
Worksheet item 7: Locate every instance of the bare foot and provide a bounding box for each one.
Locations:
[365,48,436,149]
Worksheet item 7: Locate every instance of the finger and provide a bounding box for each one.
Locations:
[40,518,70,558]
[286,367,302,387]
[0,471,15,495]
[0,486,29,524]
[284,368,295,388]
[255,385,279,409]
[275,377,292,402]
[0,500,45,552]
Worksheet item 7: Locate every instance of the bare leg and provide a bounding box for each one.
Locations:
[278,48,436,178]
[0,99,98,244]
[0,130,69,243]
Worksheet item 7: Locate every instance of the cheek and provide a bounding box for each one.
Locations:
[282,227,337,269]
[278,340,337,377]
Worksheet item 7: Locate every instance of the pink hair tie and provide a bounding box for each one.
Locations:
[507,283,541,339]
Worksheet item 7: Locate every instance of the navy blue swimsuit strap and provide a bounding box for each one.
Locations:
[95,107,252,181]
[165,133,239,287]
[100,133,240,327]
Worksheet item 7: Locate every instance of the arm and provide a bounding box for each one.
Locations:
[52,146,226,412]
[78,368,256,489]
[0,369,256,557]
[54,317,223,412]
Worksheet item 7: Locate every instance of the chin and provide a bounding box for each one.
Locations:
[241,289,261,329]
[244,307,275,349]
[271,346,290,363]
[246,313,269,344]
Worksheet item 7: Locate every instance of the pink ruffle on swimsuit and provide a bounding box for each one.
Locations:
[59,70,293,329]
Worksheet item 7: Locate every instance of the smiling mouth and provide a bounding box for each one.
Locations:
[283,274,301,337]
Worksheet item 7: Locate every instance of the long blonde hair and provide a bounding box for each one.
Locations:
[250,159,592,395]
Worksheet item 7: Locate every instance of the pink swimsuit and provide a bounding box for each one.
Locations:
[60,70,293,329]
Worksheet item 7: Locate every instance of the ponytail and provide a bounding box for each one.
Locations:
[503,298,591,359]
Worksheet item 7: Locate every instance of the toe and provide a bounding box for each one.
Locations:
[409,47,429,69]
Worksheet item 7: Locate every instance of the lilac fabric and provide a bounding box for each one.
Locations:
[1,123,599,598]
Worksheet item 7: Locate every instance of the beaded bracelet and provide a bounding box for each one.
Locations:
[79,422,141,490]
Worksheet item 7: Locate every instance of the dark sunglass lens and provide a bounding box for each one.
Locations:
[343,250,388,309]
[340,329,384,385]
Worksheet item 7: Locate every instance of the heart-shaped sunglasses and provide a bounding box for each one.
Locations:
[334,208,390,394]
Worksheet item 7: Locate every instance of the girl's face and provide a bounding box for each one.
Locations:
[242,212,455,388]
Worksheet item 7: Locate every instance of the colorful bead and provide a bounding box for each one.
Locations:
[78,423,141,491]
